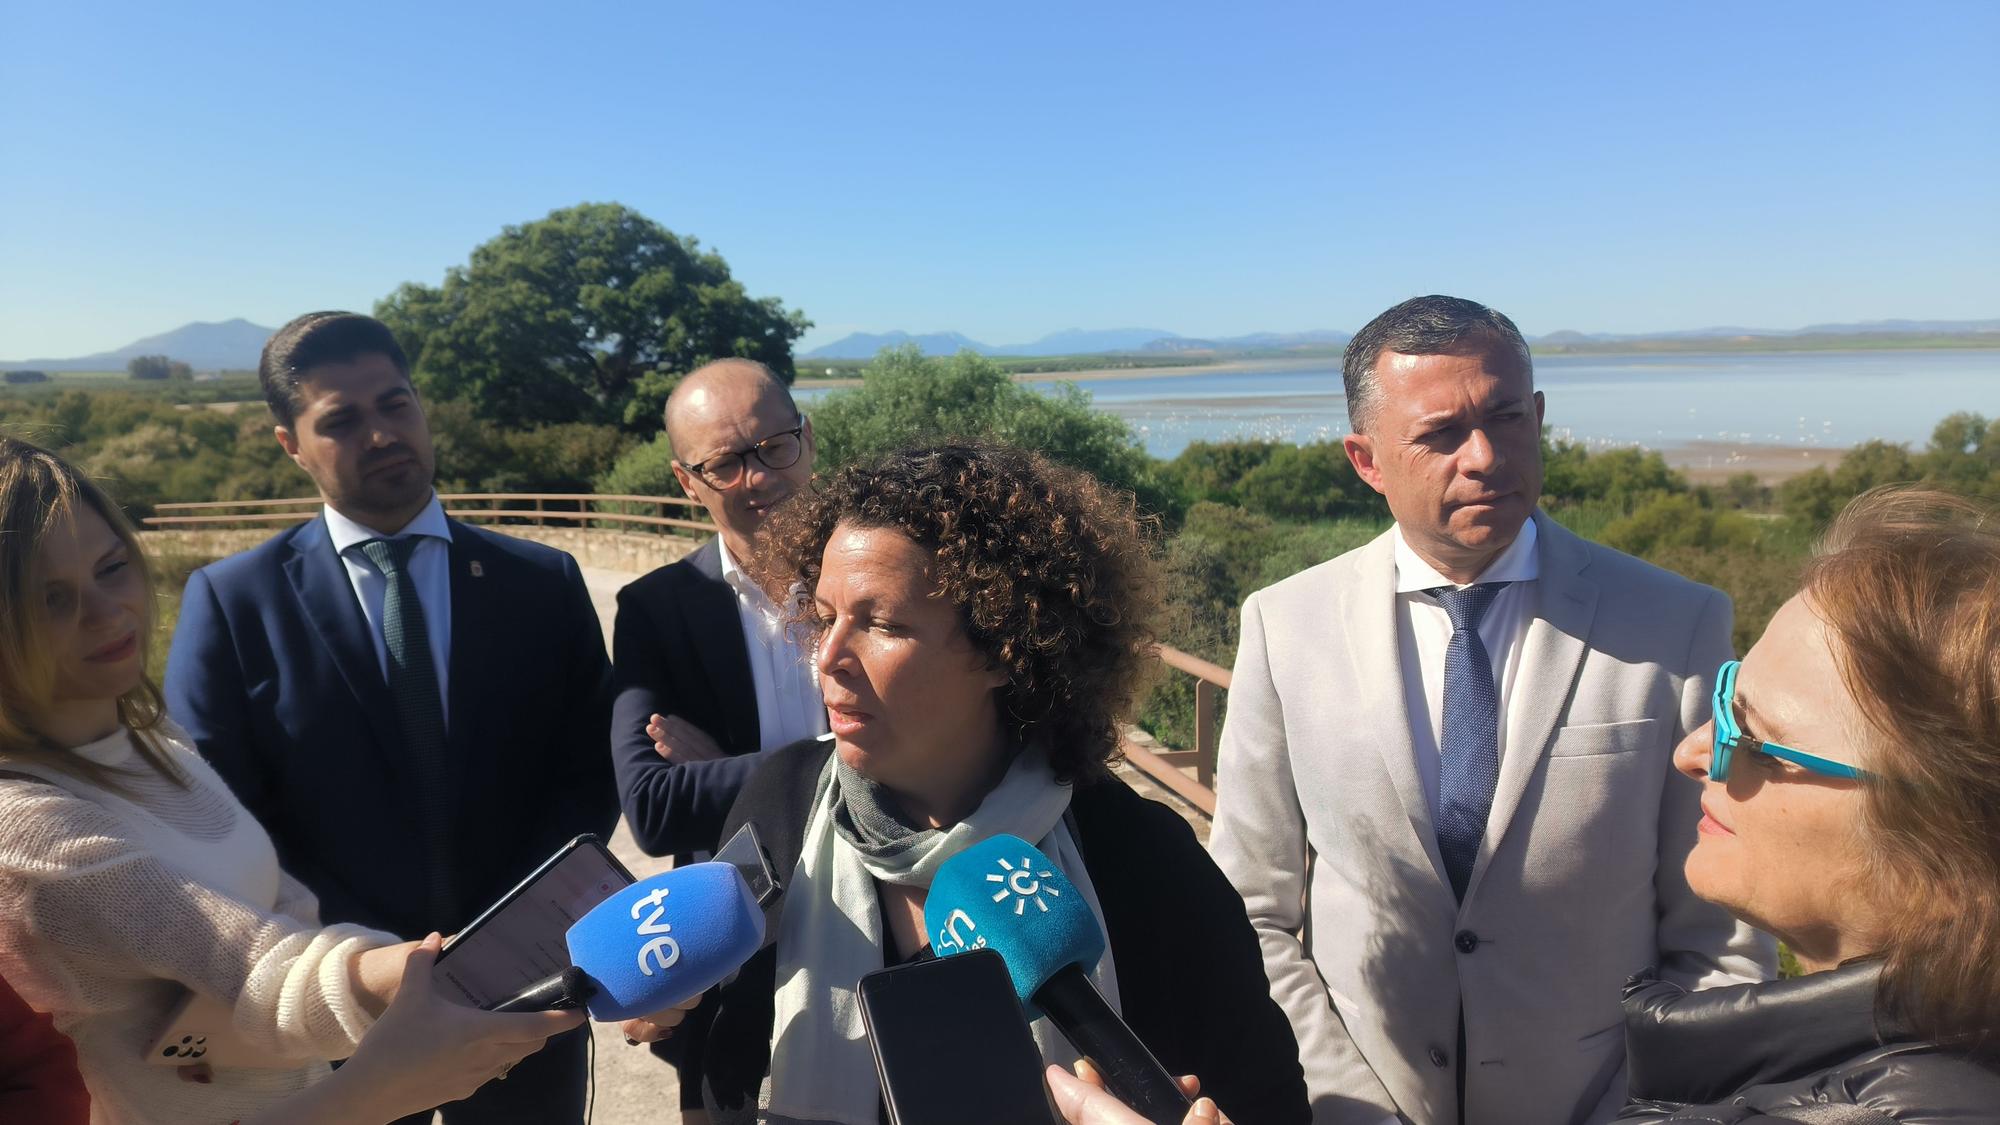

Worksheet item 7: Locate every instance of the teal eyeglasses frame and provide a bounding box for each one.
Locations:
[1711,659,1869,782]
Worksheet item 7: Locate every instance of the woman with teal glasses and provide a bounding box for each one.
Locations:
[1046,484,1999,1125]
[1610,485,2000,1122]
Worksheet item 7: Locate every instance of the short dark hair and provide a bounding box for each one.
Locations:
[259,312,410,429]
[767,442,1161,783]
[1341,295,1532,433]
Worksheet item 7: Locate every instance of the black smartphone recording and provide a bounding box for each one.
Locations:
[858,948,1057,1125]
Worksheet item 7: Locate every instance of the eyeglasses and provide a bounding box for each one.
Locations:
[681,421,806,490]
[1710,659,1869,782]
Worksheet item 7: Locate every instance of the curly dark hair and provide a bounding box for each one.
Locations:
[765,442,1161,782]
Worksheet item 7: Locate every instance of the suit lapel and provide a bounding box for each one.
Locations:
[283,515,405,762]
[687,540,761,753]
[1466,511,1597,901]
[1342,534,1457,900]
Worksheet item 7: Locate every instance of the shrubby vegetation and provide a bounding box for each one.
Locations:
[1131,411,1999,745]
[126,355,192,381]
[6,323,1994,763]
[806,346,1178,519]
[0,390,647,520]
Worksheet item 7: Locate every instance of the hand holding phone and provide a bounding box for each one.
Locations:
[432,834,634,1009]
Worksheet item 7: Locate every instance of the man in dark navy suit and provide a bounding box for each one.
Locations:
[609,359,824,1120]
[166,311,616,1124]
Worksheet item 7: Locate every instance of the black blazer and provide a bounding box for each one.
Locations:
[699,738,1312,1125]
[163,514,617,938]
[609,539,767,858]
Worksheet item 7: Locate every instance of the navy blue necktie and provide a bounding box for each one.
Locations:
[1428,582,1509,902]
[359,536,458,924]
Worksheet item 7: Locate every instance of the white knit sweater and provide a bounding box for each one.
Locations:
[0,725,395,1124]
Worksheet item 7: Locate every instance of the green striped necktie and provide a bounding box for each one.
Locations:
[358,536,458,925]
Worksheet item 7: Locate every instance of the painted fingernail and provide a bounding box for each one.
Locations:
[625,1036,640,1046]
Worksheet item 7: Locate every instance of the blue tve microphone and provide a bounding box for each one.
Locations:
[925,835,1192,1125]
[489,862,764,1021]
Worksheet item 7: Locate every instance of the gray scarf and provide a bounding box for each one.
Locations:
[758,740,1119,1125]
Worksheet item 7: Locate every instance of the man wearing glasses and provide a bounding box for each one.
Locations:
[610,356,822,857]
[607,358,822,1122]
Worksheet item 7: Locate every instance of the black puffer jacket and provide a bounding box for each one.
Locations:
[1612,961,2000,1123]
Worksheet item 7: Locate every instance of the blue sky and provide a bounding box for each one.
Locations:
[2,0,1995,358]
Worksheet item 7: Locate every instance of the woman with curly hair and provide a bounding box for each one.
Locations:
[692,442,1309,1125]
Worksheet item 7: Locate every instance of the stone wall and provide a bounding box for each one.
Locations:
[140,525,703,573]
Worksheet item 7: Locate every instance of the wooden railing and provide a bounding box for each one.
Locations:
[144,493,718,535]
[143,493,1223,813]
[1121,645,1230,816]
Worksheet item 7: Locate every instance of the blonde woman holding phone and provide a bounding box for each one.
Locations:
[0,437,593,1124]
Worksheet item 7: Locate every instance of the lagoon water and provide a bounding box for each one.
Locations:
[800,349,1998,460]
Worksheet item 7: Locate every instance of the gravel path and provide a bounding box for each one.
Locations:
[578,567,685,1124]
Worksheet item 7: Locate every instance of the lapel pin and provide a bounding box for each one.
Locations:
[470,561,485,578]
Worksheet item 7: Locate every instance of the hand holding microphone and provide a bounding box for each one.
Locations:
[925,835,1195,1125]
[487,861,764,1024]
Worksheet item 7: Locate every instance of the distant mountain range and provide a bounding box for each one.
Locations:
[1535,318,2000,344]
[805,327,1182,359]
[807,318,1998,359]
[0,318,276,372]
[5,316,1995,372]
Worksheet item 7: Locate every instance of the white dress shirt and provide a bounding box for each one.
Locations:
[718,543,827,751]
[1392,517,1540,827]
[324,495,454,726]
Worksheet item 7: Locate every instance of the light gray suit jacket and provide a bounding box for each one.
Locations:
[1210,512,1775,1125]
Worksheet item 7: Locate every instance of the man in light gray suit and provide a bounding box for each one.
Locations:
[1210,296,1774,1125]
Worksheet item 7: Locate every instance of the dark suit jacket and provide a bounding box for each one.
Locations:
[700,738,1312,1125]
[608,539,767,859]
[163,514,617,938]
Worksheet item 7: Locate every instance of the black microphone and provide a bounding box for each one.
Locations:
[491,965,596,1013]
[924,835,1192,1124]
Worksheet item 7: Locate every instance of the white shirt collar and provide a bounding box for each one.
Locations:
[324,494,452,555]
[1392,514,1540,594]
[716,539,773,606]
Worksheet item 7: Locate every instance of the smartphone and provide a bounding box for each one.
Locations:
[711,821,781,908]
[431,833,634,1008]
[858,949,1057,1125]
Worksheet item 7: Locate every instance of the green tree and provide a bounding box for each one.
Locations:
[1922,412,2000,500]
[595,432,682,498]
[1717,472,1768,510]
[1777,438,1920,527]
[809,346,1177,518]
[1159,440,1282,506]
[126,355,174,380]
[1235,442,1385,522]
[376,202,810,431]
[425,400,630,493]
[1600,493,1760,557]
[1540,437,1685,508]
